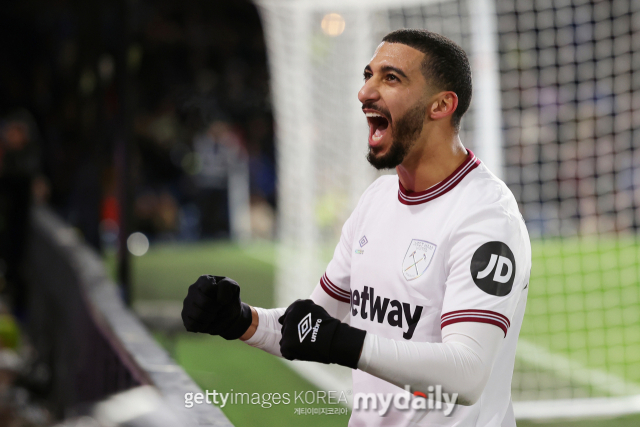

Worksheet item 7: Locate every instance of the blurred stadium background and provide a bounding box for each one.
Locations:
[1,0,639,426]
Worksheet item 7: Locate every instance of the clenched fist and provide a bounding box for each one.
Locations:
[278,299,366,369]
[181,275,253,340]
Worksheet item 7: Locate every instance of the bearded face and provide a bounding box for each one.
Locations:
[366,99,427,170]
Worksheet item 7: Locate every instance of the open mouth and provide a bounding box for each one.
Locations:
[366,112,389,145]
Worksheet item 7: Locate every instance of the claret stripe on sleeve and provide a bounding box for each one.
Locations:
[441,309,510,337]
[320,273,351,303]
[398,150,481,205]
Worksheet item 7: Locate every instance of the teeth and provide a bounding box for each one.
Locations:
[372,133,383,141]
[365,112,383,118]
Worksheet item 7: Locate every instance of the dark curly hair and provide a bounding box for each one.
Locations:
[382,29,472,131]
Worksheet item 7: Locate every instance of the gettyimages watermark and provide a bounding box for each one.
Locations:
[184,385,458,416]
[184,389,350,415]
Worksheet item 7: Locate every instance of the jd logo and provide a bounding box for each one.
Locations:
[470,241,516,296]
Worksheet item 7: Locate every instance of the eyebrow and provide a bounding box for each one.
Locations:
[364,64,409,80]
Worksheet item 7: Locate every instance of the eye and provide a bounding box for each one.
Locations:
[363,71,372,81]
[386,74,399,82]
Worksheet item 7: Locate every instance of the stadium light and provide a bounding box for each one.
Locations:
[321,13,346,37]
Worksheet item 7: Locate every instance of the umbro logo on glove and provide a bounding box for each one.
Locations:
[297,313,321,343]
[279,299,366,369]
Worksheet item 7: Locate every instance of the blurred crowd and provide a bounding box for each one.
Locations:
[2,0,636,261]
[496,0,640,237]
[1,0,276,258]
[1,3,278,422]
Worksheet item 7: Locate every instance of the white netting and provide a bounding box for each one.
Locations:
[255,0,496,305]
[496,0,640,416]
[255,0,640,419]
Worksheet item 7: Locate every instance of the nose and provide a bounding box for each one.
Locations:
[358,78,380,105]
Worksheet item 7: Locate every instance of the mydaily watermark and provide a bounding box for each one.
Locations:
[353,385,458,417]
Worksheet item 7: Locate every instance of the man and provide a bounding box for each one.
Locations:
[182,29,530,426]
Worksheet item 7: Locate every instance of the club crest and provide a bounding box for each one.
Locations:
[402,239,437,281]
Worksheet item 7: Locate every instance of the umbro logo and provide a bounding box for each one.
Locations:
[470,241,516,296]
[298,313,321,343]
[298,313,312,342]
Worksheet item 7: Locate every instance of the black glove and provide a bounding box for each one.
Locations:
[181,275,253,340]
[278,299,366,369]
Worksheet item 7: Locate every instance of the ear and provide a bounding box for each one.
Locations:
[428,91,459,122]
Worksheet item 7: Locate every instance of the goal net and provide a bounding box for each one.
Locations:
[254,0,640,419]
[497,0,640,419]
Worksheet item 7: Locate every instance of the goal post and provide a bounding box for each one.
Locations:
[254,0,640,420]
[254,0,505,406]
[254,0,502,308]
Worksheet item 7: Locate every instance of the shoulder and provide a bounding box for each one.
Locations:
[456,163,521,224]
[445,164,531,282]
[359,174,398,202]
[344,175,397,225]
[369,174,398,191]
[448,163,529,254]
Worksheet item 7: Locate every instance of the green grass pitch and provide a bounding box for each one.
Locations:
[524,239,640,385]
[111,238,640,427]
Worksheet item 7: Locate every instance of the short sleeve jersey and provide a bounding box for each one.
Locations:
[320,150,531,427]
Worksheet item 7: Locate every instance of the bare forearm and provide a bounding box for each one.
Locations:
[241,282,351,356]
[243,306,286,357]
[239,307,259,341]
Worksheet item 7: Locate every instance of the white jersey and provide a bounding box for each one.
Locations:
[320,150,531,427]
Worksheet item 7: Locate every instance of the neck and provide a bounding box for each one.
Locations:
[395,125,467,192]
